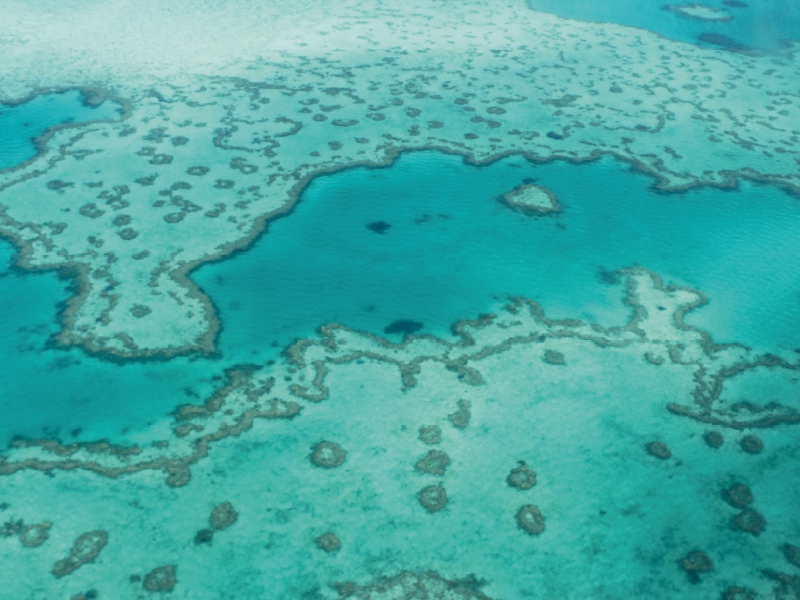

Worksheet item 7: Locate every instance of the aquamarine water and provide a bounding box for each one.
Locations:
[1,3,799,599]
[0,90,120,170]
[196,150,800,360]
[3,146,798,449]
[528,0,800,52]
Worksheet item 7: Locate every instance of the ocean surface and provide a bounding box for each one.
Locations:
[528,0,800,52]
[0,3,798,599]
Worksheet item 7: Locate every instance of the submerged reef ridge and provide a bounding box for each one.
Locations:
[0,269,797,488]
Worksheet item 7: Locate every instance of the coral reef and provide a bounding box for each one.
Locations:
[331,571,494,599]
[679,550,714,584]
[703,431,724,449]
[0,0,797,363]
[732,509,766,536]
[315,532,341,553]
[501,183,560,216]
[646,441,672,460]
[414,450,451,476]
[666,4,733,21]
[143,565,177,592]
[51,530,108,578]
[515,505,546,536]
[417,485,448,513]
[418,425,441,445]
[506,463,537,490]
[310,441,347,469]
[209,502,238,531]
[448,400,471,430]
[0,268,797,494]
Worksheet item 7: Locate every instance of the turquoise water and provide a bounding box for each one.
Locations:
[2,148,800,445]
[528,0,800,52]
[1,9,799,597]
[0,90,121,170]
[195,151,800,360]
[0,241,227,445]
[0,92,219,445]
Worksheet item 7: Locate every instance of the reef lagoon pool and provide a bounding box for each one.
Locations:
[4,148,800,448]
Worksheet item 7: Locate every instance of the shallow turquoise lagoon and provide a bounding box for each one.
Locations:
[527,0,800,53]
[196,150,800,360]
[2,148,800,446]
[0,90,120,170]
[0,241,227,445]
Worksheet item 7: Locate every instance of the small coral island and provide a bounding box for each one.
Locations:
[666,4,733,21]
[501,183,560,216]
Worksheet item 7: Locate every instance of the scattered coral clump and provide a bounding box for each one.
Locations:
[51,530,109,578]
[448,400,471,429]
[415,450,451,476]
[703,431,724,449]
[722,483,753,509]
[646,441,671,460]
[19,522,52,548]
[679,550,714,584]
[331,571,495,599]
[732,509,766,536]
[418,485,448,513]
[143,565,177,592]
[506,463,537,490]
[783,543,800,568]
[310,441,347,468]
[210,502,238,531]
[418,425,442,445]
[542,350,565,365]
[740,435,764,455]
[316,532,341,553]
[515,505,545,536]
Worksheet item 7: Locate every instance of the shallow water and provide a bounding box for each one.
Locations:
[0,2,798,599]
[2,148,798,447]
[527,0,800,52]
[0,90,120,170]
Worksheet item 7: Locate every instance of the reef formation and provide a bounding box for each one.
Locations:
[0,0,798,359]
[0,0,798,598]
